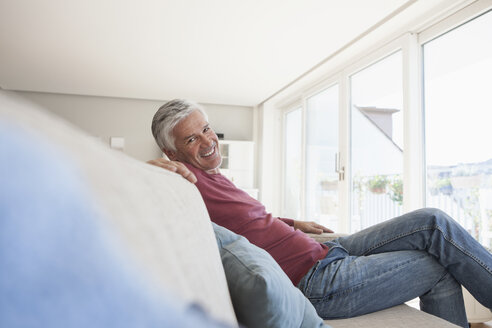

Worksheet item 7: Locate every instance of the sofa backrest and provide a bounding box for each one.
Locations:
[0,90,237,326]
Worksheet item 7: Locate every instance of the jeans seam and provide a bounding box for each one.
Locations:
[435,225,492,275]
[360,226,432,255]
[362,225,492,275]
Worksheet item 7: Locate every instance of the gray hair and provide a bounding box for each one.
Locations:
[151,99,208,152]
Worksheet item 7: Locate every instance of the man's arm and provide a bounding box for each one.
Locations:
[146,158,197,184]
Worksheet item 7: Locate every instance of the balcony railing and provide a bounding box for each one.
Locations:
[352,186,402,232]
[351,173,492,250]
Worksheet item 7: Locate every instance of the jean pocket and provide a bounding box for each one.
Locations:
[297,260,320,292]
[303,260,324,296]
[304,246,349,296]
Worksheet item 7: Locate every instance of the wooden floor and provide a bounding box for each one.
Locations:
[471,321,492,328]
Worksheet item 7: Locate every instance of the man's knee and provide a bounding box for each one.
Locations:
[418,207,462,231]
[417,207,452,224]
[401,208,455,229]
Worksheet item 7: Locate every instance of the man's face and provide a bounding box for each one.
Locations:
[165,110,222,174]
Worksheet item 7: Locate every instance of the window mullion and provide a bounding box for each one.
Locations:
[402,32,425,212]
[300,98,308,221]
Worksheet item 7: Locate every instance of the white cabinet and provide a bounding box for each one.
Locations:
[219,140,257,197]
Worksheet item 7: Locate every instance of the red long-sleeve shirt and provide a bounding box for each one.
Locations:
[184,163,329,285]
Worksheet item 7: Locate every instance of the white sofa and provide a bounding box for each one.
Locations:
[0,90,459,328]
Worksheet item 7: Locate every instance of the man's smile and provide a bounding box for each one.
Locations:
[201,142,217,158]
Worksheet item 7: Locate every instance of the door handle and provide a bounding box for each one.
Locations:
[335,152,345,181]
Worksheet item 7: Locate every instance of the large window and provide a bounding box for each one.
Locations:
[423,10,492,248]
[306,86,339,230]
[350,51,404,232]
[277,4,491,237]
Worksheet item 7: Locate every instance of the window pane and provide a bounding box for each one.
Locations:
[350,51,404,232]
[306,85,339,231]
[424,11,492,248]
[284,107,303,218]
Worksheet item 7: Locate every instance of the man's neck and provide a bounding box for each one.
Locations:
[205,168,220,175]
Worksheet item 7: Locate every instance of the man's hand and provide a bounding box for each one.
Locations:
[293,220,334,234]
[146,158,197,184]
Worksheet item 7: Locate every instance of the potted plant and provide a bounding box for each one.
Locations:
[367,175,388,194]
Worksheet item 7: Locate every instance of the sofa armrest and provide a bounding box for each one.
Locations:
[306,232,348,243]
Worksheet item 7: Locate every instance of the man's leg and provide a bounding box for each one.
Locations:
[297,249,468,327]
[336,208,492,309]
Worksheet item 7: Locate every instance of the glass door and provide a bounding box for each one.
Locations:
[350,51,404,232]
[305,85,340,231]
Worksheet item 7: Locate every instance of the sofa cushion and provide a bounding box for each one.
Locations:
[213,223,329,328]
[324,304,460,328]
[0,90,236,326]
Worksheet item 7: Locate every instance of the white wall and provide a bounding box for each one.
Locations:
[14,91,254,162]
[201,102,254,141]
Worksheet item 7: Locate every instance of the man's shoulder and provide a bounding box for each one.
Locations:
[180,162,202,175]
[182,161,197,171]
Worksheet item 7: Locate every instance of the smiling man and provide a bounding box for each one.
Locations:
[161,109,221,174]
[148,99,492,328]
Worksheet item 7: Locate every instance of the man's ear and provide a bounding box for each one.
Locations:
[162,149,177,161]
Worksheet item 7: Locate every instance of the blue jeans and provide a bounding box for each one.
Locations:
[297,208,492,328]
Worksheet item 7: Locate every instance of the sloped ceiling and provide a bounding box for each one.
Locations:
[1,0,422,106]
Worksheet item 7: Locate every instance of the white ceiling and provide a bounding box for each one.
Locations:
[0,0,436,106]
